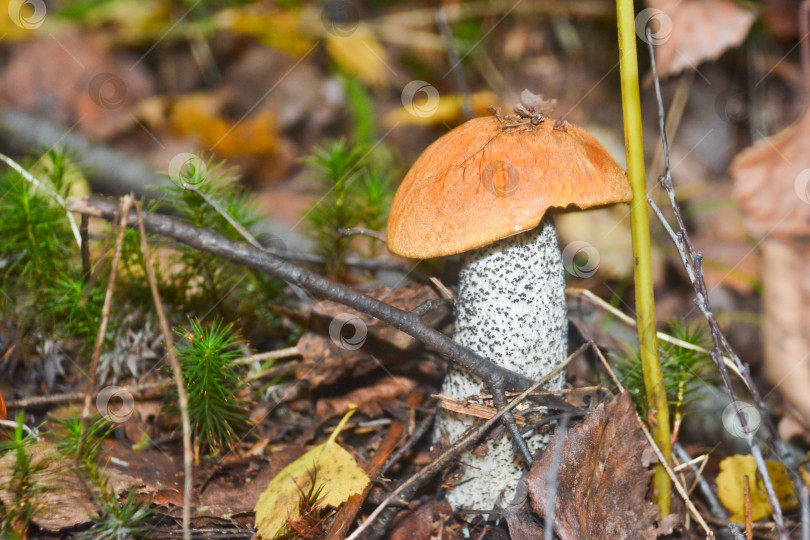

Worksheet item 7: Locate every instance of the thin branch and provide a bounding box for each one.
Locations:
[7,381,167,409]
[65,196,534,394]
[76,195,132,502]
[134,201,192,540]
[234,346,300,365]
[337,227,387,243]
[66,195,543,489]
[646,28,795,538]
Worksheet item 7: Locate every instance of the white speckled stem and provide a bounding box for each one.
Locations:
[436,219,567,511]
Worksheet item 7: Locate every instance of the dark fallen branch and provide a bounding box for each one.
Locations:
[66,195,532,394]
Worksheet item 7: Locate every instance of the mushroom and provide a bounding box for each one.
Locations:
[386,106,632,511]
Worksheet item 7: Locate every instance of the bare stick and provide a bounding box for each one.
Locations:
[7,381,167,409]
[345,344,586,540]
[66,195,539,489]
[65,197,535,393]
[134,201,193,540]
[234,346,300,365]
[646,28,796,538]
[76,195,133,501]
[338,227,387,242]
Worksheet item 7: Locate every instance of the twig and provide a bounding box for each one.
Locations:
[0,109,166,196]
[76,195,132,502]
[566,287,748,386]
[134,201,192,540]
[646,28,797,538]
[80,214,90,276]
[66,195,540,489]
[802,484,809,540]
[345,344,586,540]
[7,381,167,409]
[673,443,732,527]
[0,151,82,247]
[380,402,437,476]
[429,276,456,300]
[337,227,387,243]
[234,346,300,365]
[65,197,535,393]
[743,476,753,540]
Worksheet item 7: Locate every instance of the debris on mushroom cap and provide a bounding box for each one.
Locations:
[645,0,755,79]
[730,107,810,239]
[386,115,631,259]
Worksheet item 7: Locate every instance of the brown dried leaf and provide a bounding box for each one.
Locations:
[0,30,155,139]
[315,376,417,419]
[646,0,755,78]
[731,107,810,239]
[524,392,662,540]
[390,500,434,540]
[0,442,95,531]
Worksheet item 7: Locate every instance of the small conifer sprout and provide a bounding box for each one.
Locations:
[386,99,632,511]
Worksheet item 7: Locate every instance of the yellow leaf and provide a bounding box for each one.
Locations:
[169,93,277,159]
[383,91,499,127]
[218,7,315,57]
[1,0,47,41]
[716,454,797,523]
[325,24,389,88]
[254,407,369,539]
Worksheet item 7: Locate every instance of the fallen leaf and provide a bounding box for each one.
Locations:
[324,24,389,87]
[169,93,278,159]
[715,454,798,523]
[731,107,810,239]
[524,392,663,539]
[0,29,155,139]
[384,91,500,128]
[390,500,433,540]
[315,376,417,419]
[253,440,370,539]
[646,0,755,78]
[731,109,810,428]
[0,442,94,531]
[217,7,316,57]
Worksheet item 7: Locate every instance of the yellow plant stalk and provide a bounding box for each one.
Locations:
[615,0,672,515]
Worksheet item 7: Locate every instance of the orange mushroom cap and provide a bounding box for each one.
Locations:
[386,116,632,258]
